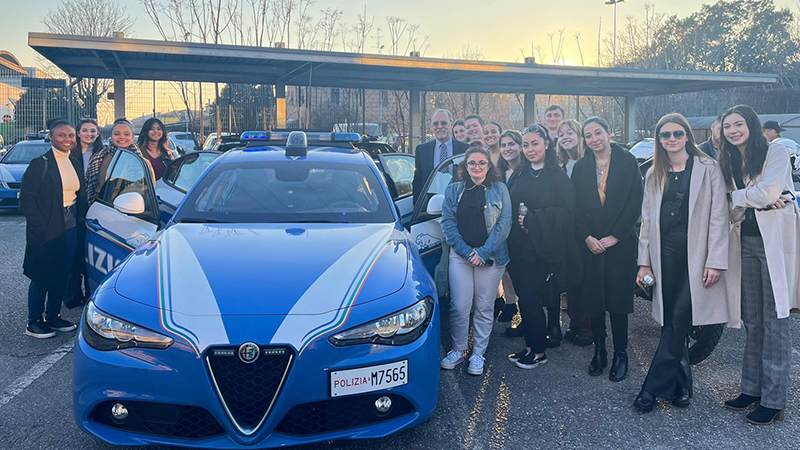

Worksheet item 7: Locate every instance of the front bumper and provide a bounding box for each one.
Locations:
[0,187,19,209]
[73,305,440,448]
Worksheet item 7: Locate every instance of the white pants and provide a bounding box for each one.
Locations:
[448,249,506,356]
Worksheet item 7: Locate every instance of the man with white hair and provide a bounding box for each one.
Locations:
[412,109,470,204]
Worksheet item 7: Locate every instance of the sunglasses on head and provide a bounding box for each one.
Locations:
[524,124,546,134]
[658,130,686,140]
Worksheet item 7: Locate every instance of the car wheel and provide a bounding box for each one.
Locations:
[687,324,724,365]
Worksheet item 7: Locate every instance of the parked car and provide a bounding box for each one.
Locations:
[0,140,51,210]
[74,131,441,448]
[630,138,655,161]
[170,132,198,152]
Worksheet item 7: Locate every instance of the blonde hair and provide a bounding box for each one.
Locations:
[556,119,583,166]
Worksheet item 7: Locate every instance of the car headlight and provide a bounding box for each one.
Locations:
[83,301,173,351]
[329,297,434,346]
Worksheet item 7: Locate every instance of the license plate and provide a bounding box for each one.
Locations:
[330,360,408,397]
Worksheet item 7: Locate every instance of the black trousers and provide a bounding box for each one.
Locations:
[591,313,628,351]
[641,228,692,400]
[509,259,548,354]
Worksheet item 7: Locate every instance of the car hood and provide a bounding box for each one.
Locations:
[114,222,410,318]
[0,163,27,183]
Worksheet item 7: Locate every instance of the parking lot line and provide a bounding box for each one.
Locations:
[0,341,74,409]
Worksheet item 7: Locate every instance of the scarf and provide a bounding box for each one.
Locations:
[86,142,144,204]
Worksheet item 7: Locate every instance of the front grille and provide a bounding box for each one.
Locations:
[91,400,225,439]
[275,393,414,436]
[206,345,292,435]
[0,198,18,207]
[7,182,20,189]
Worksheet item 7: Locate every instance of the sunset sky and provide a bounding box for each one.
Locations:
[3,0,799,68]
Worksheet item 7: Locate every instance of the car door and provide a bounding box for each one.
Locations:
[376,153,415,227]
[155,151,220,223]
[85,149,160,288]
[409,154,465,275]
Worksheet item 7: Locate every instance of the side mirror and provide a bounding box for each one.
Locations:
[426,194,445,216]
[113,192,146,215]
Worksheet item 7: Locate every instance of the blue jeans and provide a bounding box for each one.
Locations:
[27,226,77,324]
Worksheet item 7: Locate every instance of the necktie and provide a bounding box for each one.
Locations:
[438,142,448,167]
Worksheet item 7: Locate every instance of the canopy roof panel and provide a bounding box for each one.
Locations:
[29,33,778,97]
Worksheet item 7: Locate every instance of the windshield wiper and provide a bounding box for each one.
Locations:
[178,217,229,224]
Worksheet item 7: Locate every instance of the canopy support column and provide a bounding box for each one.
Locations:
[409,88,420,154]
[524,91,535,126]
[114,76,126,119]
[624,95,637,143]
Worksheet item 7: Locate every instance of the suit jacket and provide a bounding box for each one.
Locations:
[413,138,469,205]
[20,150,88,282]
[638,155,730,326]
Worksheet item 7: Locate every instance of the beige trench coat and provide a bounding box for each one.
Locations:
[727,143,800,325]
[638,155,731,327]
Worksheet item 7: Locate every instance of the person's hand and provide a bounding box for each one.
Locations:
[585,236,605,255]
[518,214,526,228]
[598,235,619,250]
[703,268,722,288]
[469,251,485,267]
[770,194,794,210]
[636,266,654,288]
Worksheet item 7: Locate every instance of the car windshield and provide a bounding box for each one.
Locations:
[630,140,654,159]
[174,160,395,224]
[1,142,51,164]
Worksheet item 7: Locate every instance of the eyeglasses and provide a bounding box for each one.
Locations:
[432,121,450,127]
[658,130,686,140]
[467,160,489,168]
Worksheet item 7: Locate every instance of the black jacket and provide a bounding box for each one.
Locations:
[412,138,469,205]
[20,150,88,282]
[571,144,643,317]
[508,167,583,293]
[697,138,719,160]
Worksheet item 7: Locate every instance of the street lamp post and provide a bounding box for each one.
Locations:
[605,0,625,68]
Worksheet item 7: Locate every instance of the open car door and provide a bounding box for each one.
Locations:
[408,154,465,281]
[84,149,160,288]
[374,152,415,227]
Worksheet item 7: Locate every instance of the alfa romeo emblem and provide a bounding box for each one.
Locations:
[238,342,260,364]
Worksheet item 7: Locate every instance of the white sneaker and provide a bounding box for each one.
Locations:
[467,354,485,375]
[440,350,465,369]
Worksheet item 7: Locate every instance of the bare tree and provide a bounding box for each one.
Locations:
[42,0,135,118]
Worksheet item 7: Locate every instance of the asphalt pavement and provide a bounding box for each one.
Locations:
[1,209,799,449]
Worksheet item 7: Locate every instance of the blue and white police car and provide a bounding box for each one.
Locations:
[74,131,458,448]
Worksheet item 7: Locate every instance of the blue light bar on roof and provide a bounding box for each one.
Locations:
[332,132,361,142]
[241,131,271,141]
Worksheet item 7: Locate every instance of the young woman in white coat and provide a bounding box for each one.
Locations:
[719,105,800,425]
[634,113,730,413]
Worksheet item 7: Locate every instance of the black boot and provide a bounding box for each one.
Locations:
[497,303,517,323]
[494,298,505,319]
[746,406,785,425]
[672,385,691,408]
[723,393,760,411]
[588,341,607,376]
[547,324,562,348]
[633,390,656,413]
[609,350,628,382]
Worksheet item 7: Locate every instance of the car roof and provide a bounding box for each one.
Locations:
[219,145,371,165]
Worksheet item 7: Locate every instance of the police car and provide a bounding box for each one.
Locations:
[0,140,52,210]
[74,131,446,448]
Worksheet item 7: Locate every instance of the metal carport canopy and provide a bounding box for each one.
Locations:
[28,32,778,97]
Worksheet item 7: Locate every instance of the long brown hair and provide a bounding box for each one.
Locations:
[649,113,707,192]
[718,105,770,187]
[556,119,583,166]
[458,144,503,183]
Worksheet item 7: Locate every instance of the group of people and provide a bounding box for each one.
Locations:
[417,104,800,426]
[20,117,176,340]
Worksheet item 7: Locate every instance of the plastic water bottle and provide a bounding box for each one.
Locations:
[519,203,528,234]
[642,274,655,287]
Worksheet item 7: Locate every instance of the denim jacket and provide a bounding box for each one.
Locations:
[441,180,511,267]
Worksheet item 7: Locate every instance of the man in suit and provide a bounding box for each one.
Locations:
[413,109,470,205]
[697,114,721,159]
